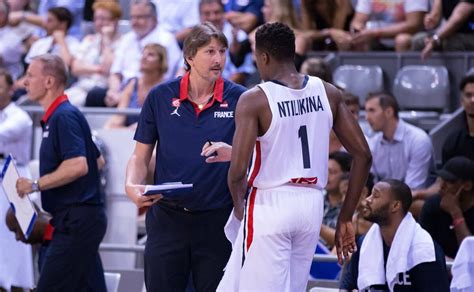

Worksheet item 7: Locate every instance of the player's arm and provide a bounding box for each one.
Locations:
[228,88,263,220]
[125,142,162,208]
[326,82,372,263]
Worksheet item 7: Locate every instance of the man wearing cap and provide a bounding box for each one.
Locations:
[419,156,474,258]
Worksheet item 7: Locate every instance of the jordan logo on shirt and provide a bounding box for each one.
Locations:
[171,98,181,117]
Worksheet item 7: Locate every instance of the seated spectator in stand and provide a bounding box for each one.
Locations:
[350,0,428,52]
[224,0,263,34]
[61,0,123,106]
[365,91,434,190]
[413,75,474,204]
[96,0,181,107]
[300,0,354,51]
[24,7,79,64]
[0,69,32,165]
[0,69,34,291]
[151,0,200,43]
[420,0,474,59]
[199,0,255,85]
[342,91,373,138]
[419,157,474,259]
[300,57,332,83]
[340,179,450,291]
[0,0,32,79]
[339,172,374,239]
[8,0,85,40]
[104,43,167,129]
[320,151,352,249]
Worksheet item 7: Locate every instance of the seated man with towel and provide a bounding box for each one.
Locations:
[340,179,449,292]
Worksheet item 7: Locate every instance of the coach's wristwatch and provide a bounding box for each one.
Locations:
[32,180,41,192]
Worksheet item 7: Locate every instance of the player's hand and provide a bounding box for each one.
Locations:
[201,141,232,163]
[16,177,33,198]
[335,220,357,265]
[125,184,162,208]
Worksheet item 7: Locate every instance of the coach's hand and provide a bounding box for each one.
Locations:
[16,177,33,197]
[126,184,162,208]
[335,220,357,265]
[201,141,232,163]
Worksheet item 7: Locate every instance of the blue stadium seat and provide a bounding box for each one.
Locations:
[333,65,384,105]
[393,65,449,112]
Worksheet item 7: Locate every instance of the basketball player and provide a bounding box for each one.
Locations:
[216,22,372,291]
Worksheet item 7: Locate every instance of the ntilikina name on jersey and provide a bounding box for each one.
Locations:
[277,95,324,118]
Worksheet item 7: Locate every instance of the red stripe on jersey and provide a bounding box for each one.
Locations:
[289,177,318,184]
[246,187,257,252]
[248,141,261,187]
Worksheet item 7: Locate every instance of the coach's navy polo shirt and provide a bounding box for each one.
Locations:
[134,72,246,211]
[40,95,103,216]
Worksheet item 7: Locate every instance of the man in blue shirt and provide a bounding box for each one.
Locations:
[125,22,246,291]
[340,179,449,291]
[16,54,106,291]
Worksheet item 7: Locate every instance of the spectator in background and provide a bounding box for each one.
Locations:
[420,0,474,59]
[199,0,255,85]
[151,0,200,43]
[300,57,333,83]
[342,91,373,137]
[351,0,428,51]
[0,69,32,165]
[97,0,181,107]
[320,151,352,249]
[9,0,85,40]
[340,180,449,291]
[419,157,474,259]
[224,0,263,34]
[300,0,354,51]
[365,92,434,190]
[104,43,167,129]
[0,0,26,79]
[413,75,474,201]
[60,0,123,106]
[24,6,79,64]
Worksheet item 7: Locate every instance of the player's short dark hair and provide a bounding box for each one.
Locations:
[366,91,400,119]
[199,0,224,12]
[48,7,73,30]
[329,151,352,173]
[183,22,228,71]
[460,74,474,91]
[382,179,412,214]
[255,22,295,62]
[0,69,13,87]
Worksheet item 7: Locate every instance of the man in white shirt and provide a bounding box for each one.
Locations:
[152,0,200,43]
[106,0,182,107]
[0,69,34,292]
[365,91,434,190]
[0,2,27,79]
[24,6,80,64]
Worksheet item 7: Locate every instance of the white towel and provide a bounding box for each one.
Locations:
[451,236,474,292]
[358,212,436,291]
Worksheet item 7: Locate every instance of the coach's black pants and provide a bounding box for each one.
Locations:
[36,205,107,292]
[145,202,232,292]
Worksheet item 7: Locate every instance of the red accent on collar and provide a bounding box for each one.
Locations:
[43,222,54,241]
[41,95,69,124]
[178,72,224,103]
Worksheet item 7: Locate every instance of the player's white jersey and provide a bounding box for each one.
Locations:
[248,76,333,190]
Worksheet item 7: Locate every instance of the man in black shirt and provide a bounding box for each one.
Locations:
[340,180,449,291]
[419,156,474,258]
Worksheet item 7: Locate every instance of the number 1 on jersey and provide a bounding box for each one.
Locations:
[298,125,311,169]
